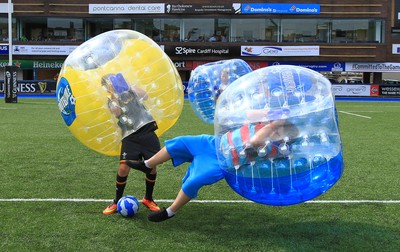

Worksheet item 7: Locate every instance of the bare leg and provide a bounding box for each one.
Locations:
[145,147,171,168]
[117,163,131,177]
[169,189,192,213]
[148,188,192,222]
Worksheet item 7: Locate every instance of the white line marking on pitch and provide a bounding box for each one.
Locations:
[0,107,17,110]
[0,198,399,204]
[345,111,383,113]
[338,110,371,119]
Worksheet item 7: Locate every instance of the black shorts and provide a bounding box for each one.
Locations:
[120,124,161,161]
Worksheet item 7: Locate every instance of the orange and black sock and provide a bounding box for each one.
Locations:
[144,173,157,201]
[114,174,128,204]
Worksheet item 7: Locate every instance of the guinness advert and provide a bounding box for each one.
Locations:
[4,66,18,103]
[1,80,57,96]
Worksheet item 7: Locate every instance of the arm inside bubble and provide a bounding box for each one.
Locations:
[109,73,130,94]
[249,120,299,147]
[130,85,148,101]
[109,73,148,101]
[246,109,269,122]
[107,99,123,117]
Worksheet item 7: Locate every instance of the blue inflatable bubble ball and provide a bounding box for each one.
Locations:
[117,195,139,217]
[188,59,253,124]
[215,65,344,206]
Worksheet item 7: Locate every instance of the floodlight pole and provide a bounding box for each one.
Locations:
[4,0,17,103]
[8,0,12,66]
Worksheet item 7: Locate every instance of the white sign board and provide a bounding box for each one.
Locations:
[331,85,371,96]
[89,4,165,14]
[0,3,13,13]
[12,45,78,56]
[241,46,319,57]
[345,62,400,72]
[392,44,400,54]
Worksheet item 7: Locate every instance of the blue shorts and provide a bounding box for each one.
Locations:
[165,134,224,198]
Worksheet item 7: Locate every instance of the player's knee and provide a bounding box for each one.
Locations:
[182,182,201,199]
[118,162,131,175]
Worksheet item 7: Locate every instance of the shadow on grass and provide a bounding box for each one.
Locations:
[143,204,399,251]
[1,202,398,251]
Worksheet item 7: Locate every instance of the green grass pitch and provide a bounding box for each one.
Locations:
[0,99,399,251]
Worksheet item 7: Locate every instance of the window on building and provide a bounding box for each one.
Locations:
[113,19,132,30]
[12,16,385,45]
[215,18,230,42]
[86,18,113,40]
[231,18,278,42]
[264,18,279,42]
[331,19,384,43]
[315,22,330,43]
[281,19,328,43]
[134,19,156,40]
[18,17,46,41]
[182,19,214,42]
[48,18,84,41]
[0,17,16,41]
[151,18,181,42]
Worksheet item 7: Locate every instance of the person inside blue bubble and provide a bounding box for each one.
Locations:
[219,119,300,172]
[214,68,230,102]
[125,117,299,222]
[246,109,299,147]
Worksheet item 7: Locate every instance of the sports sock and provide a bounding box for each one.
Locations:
[114,174,128,204]
[123,160,150,174]
[144,160,151,168]
[144,173,157,200]
[166,207,175,217]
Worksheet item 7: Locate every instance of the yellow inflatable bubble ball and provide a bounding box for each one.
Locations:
[56,30,184,156]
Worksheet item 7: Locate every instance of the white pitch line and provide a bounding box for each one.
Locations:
[0,107,17,110]
[338,110,371,119]
[344,111,383,113]
[0,198,399,204]
[304,200,400,204]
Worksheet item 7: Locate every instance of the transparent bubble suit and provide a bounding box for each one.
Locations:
[215,65,344,206]
[188,59,252,124]
[56,30,184,156]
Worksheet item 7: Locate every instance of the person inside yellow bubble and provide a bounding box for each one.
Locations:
[101,73,161,215]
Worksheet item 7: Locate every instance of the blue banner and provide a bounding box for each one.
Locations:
[0,44,9,55]
[242,3,320,15]
[269,62,345,72]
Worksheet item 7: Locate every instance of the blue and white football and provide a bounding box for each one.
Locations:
[117,195,139,217]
